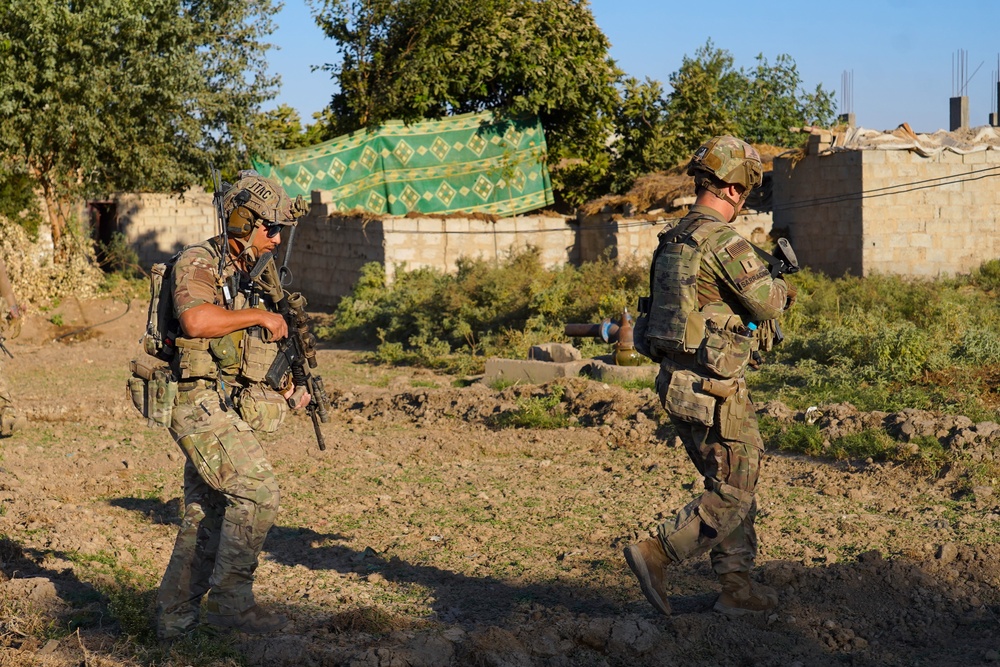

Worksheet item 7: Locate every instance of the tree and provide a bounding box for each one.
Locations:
[607,77,672,193]
[732,53,836,146]
[0,0,279,260]
[614,42,836,187]
[311,0,622,206]
[661,41,744,165]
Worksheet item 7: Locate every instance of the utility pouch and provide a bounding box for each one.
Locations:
[717,379,758,446]
[661,369,716,426]
[697,325,754,379]
[241,331,277,383]
[209,334,240,369]
[127,357,177,428]
[174,337,215,379]
[234,384,287,433]
[633,297,652,359]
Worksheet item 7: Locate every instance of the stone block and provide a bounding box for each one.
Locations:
[483,358,591,385]
[529,343,582,363]
[585,359,658,384]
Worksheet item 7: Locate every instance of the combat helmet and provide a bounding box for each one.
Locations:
[223,170,307,239]
[686,136,762,220]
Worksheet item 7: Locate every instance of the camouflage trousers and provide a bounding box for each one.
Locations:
[656,367,763,576]
[156,382,280,639]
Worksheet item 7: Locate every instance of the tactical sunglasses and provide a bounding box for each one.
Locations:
[263,223,283,238]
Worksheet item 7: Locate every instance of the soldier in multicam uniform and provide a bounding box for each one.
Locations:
[156,172,310,640]
[0,256,22,437]
[624,136,795,616]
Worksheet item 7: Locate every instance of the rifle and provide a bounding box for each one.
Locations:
[751,237,800,280]
[749,237,800,351]
[250,252,331,450]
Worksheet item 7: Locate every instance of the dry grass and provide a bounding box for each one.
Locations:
[329,606,411,635]
[579,142,796,217]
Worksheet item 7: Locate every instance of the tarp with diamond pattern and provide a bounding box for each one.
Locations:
[252,112,554,216]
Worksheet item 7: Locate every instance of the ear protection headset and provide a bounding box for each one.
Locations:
[226,189,256,238]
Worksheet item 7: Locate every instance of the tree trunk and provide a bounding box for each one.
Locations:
[40,183,67,264]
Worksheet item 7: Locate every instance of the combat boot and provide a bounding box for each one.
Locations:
[0,407,23,437]
[205,604,288,634]
[623,537,673,615]
[713,571,778,616]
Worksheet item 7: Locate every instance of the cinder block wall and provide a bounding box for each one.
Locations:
[116,187,217,265]
[773,151,864,276]
[285,192,577,308]
[860,148,1000,276]
[577,212,773,266]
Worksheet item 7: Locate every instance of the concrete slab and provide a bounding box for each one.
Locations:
[483,358,591,385]
[586,359,658,384]
[529,343,582,363]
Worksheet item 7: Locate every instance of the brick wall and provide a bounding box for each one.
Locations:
[859,148,1000,277]
[773,147,1000,277]
[285,192,578,308]
[772,151,864,277]
[576,212,774,265]
[115,187,217,265]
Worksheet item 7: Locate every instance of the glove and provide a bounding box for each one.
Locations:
[784,280,797,310]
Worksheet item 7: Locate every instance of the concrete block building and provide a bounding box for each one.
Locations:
[773,126,1000,277]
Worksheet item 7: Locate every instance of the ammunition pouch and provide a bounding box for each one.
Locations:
[173,337,216,380]
[209,333,240,370]
[240,330,277,383]
[127,356,177,428]
[658,368,716,427]
[234,384,287,433]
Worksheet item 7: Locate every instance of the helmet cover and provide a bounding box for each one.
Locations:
[223,172,299,228]
[687,136,763,191]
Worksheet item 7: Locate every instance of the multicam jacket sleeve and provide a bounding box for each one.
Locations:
[705,227,788,322]
[172,245,222,319]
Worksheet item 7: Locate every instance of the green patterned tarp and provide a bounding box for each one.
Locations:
[252,112,554,216]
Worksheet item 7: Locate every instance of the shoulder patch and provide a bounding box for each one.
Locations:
[736,267,770,291]
[725,239,752,259]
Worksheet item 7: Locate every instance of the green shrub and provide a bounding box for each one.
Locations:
[321,247,645,374]
[827,429,897,461]
[968,259,1000,292]
[488,385,569,429]
[764,420,824,456]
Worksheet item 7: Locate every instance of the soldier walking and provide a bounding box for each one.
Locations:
[156,172,310,639]
[625,136,795,616]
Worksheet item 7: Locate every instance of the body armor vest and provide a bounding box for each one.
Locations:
[171,240,279,386]
[645,214,726,360]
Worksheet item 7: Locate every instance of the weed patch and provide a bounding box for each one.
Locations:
[488,386,570,430]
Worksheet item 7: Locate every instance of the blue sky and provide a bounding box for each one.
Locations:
[267,0,1000,135]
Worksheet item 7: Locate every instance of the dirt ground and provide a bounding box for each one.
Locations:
[0,296,998,667]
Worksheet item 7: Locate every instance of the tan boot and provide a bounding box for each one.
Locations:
[205,604,288,634]
[623,538,673,615]
[0,407,22,437]
[713,571,778,616]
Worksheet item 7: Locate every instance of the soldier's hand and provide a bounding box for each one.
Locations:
[283,384,311,410]
[258,311,288,340]
[784,280,798,310]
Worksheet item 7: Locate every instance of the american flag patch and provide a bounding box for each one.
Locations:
[725,239,751,259]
